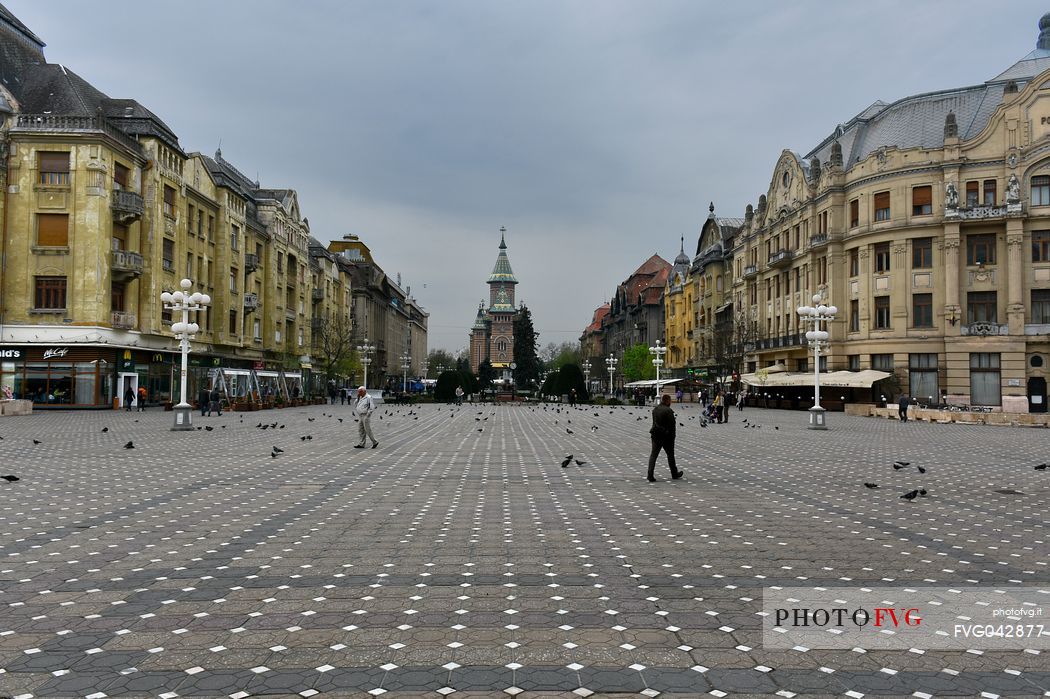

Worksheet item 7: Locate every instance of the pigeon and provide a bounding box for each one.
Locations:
[301,436,307,441]
[338,418,343,423]
[272,446,284,454]
[101,427,109,433]
[205,426,214,431]
[917,465,926,474]
[864,483,879,489]
[900,489,919,500]
[561,455,573,468]
[1,475,19,482]
[271,451,278,458]
[32,439,41,445]
[892,462,907,470]
[566,428,573,434]
[308,417,315,422]
[124,441,135,449]
[919,489,928,496]
[774,426,779,430]
[575,459,587,466]
[1036,463,1048,471]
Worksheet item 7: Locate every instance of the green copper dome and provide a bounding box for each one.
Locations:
[487,229,518,284]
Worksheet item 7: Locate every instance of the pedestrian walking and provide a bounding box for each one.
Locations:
[197,386,210,416]
[209,387,222,416]
[569,389,577,407]
[737,389,746,411]
[123,385,135,412]
[648,394,683,482]
[341,387,349,405]
[898,393,911,422]
[455,386,464,406]
[712,391,725,423]
[354,386,379,449]
[137,385,147,412]
[676,388,683,404]
[328,381,338,405]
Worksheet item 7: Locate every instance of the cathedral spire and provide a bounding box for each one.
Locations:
[488,227,518,284]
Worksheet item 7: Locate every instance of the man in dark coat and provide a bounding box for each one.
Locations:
[197,386,210,416]
[648,394,684,482]
[898,393,910,422]
[209,387,222,416]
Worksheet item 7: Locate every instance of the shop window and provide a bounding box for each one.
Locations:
[912,185,932,216]
[36,213,69,247]
[969,353,1001,406]
[909,353,938,402]
[38,151,70,186]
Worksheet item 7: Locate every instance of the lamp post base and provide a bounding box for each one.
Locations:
[807,405,828,430]
[171,405,195,431]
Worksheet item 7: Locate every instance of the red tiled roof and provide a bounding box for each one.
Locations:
[584,303,610,333]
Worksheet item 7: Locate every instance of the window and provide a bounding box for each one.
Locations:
[873,191,891,221]
[111,282,126,312]
[849,199,859,227]
[912,185,932,216]
[871,353,894,372]
[849,249,859,276]
[112,223,127,251]
[207,215,214,241]
[253,319,261,340]
[848,355,860,371]
[113,162,129,190]
[163,186,176,218]
[912,237,932,268]
[229,271,238,293]
[983,179,997,205]
[966,181,980,207]
[797,358,808,372]
[34,276,66,310]
[912,293,933,327]
[970,353,1001,406]
[229,310,238,335]
[38,152,70,186]
[967,291,997,323]
[231,225,240,251]
[874,296,891,329]
[36,213,69,247]
[162,238,174,270]
[874,242,890,272]
[1033,289,1050,323]
[850,299,859,332]
[1034,175,1050,206]
[277,252,284,273]
[1033,231,1050,262]
[186,253,193,279]
[197,210,204,237]
[909,354,938,402]
[966,234,996,265]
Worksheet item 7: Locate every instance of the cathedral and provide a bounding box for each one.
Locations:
[469,228,519,381]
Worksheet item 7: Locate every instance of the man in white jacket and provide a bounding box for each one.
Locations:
[354,386,379,449]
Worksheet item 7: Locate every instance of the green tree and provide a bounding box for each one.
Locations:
[427,348,457,376]
[541,372,560,397]
[513,305,541,388]
[559,363,588,401]
[477,360,496,391]
[622,343,655,381]
[549,342,582,370]
[435,370,461,402]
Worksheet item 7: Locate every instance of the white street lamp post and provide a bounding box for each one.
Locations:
[796,293,837,430]
[357,338,375,389]
[605,354,618,396]
[161,279,211,432]
[649,339,666,393]
[583,360,592,395]
[400,353,411,393]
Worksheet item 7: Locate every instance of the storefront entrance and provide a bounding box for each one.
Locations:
[1028,376,1047,413]
[118,372,139,409]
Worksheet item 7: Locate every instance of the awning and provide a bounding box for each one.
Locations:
[624,379,683,388]
[740,369,890,388]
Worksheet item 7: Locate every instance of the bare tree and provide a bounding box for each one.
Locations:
[708,313,761,391]
[313,314,360,383]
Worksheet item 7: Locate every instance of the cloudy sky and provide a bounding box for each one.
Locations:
[11,1,1046,350]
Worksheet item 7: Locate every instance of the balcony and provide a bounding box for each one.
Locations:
[961,321,1009,336]
[756,333,804,350]
[743,264,759,279]
[285,308,296,321]
[243,292,259,311]
[111,250,144,280]
[111,189,144,223]
[311,288,325,302]
[768,249,793,268]
[244,253,260,273]
[311,317,324,332]
[13,113,143,155]
[111,311,136,329]
[809,232,829,248]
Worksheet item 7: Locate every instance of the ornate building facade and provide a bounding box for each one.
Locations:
[469,228,518,379]
[719,12,1050,412]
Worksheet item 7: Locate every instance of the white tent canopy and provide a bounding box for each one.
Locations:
[623,379,683,388]
[740,369,890,389]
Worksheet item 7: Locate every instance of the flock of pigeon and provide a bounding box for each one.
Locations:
[863,460,931,501]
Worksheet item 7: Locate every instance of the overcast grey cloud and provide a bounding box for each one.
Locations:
[10,0,1045,350]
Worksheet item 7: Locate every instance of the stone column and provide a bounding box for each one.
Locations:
[1006,218,1025,335]
[942,222,961,333]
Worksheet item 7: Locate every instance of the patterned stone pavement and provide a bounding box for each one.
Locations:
[0,401,1048,698]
